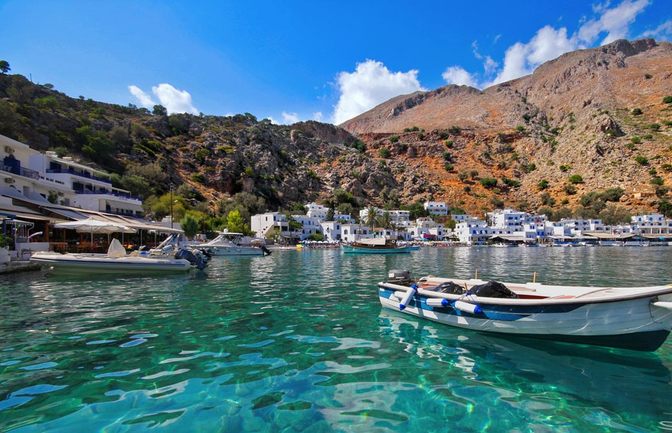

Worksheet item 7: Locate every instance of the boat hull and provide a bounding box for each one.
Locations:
[200,245,264,256]
[378,286,672,351]
[31,253,192,273]
[342,245,414,254]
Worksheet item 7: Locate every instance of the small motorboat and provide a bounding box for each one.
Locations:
[31,239,208,273]
[378,270,672,351]
[194,231,270,256]
[342,238,415,254]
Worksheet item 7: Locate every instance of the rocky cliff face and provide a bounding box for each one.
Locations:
[342,39,672,215]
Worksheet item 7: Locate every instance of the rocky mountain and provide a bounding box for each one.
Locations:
[0,71,438,216]
[1,38,671,220]
[342,39,672,217]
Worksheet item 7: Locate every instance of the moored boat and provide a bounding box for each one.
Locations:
[378,270,672,351]
[342,238,414,254]
[194,231,270,256]
[31,239,208,273]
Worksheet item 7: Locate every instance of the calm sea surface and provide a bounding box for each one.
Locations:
[1,246,672,433]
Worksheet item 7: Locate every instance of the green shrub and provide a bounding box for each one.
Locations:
[662,164,672,173]
[538,179,550,190]
[444,162,454,172]
[663,96,672,104]
[559,164,571,172]
[568,174,584,184]
[442,151,453,162]
[515,125,525,133]
[631,136,642,144]
[540,192,555,206]
[191,173,206,184]
[502,178,520,188]
[389,135,399,143]
[378,148,391,158]
[634,155,649,165]
[649,123,661,132]
[0,233,11,248]
[444,140,454,148]
[479,177,498,189]
[632,108,643,116]
[651,176,665,186]
[564,184,577,195]
[521,162,537,173]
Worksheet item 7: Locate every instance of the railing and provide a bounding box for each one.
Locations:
[46,168,111,183]
[1,164,41,180]
[74,189,142,202]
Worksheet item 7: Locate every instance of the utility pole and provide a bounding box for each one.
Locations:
[169,184,174,229]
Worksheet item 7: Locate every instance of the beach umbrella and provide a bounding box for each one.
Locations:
[54,218,136,245]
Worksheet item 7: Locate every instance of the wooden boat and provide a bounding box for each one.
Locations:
[378,270,672,351]
[342,238,414,254]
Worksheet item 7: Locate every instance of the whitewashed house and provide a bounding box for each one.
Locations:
[423,201,449,216]
[0,134,143,216]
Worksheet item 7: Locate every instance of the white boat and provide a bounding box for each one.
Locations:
[194,231,270,256]
[378,270,672,351]
[31,239,204,273]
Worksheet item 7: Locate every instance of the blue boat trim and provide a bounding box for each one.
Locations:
[379,288,583,317]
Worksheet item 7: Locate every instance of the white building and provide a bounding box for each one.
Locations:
[305,202,329,220]
[487,209,547,232]
[320,221,372,242]
[631,214,672,235]
[251,212,288,237]
[423,201,449,216]
[1,134,143,216]
[359,207,411,228]
[407,217,449,240]
[291,215,323,240]
[455,219,491,245]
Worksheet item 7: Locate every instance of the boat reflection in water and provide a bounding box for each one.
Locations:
[378,310,672,424]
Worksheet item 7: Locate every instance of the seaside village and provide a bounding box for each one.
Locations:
[2,133,672,270]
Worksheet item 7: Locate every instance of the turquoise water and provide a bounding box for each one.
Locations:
[1,246,672,433]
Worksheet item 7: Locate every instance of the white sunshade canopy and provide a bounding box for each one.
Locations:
[54,217,136,234]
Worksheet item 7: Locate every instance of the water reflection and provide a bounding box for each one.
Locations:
[378,310,672,425]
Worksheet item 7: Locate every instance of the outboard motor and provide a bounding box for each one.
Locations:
[175,248,208,271]
[260,245,272,256]
[387,269,413,286]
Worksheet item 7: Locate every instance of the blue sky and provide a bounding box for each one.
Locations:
[1,0,670,124]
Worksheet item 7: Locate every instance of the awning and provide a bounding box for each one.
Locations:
[0,207,67,224]
[641,233,672,239]
[43,207,89,221]
[582,232,636,240]
[490,235,528,242]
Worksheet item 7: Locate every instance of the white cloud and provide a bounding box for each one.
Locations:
[281,111,300,124]
[641,19,672,40]
[266,116,279,124]
[128,83,198,114]
[332,59,424,124]
[441,66,477,87]
[442,0,651,89]
[312,111,324,122]
[578,0,649,44]
[128,85,155,107]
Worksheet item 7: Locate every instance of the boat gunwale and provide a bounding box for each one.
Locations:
[378,281,672,306]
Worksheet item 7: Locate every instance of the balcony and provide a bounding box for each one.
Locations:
[74,188,142,202]
[46,167,111,184]
[1,164,41,180]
